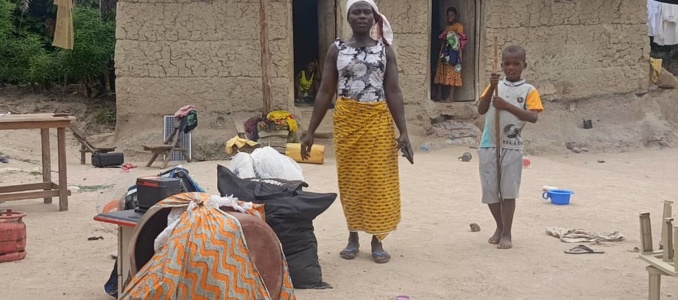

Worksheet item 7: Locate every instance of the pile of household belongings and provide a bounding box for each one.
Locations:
[119,192,297,300]
[104,166,208,298]
[220,147,335,289]
[247,111,301,149]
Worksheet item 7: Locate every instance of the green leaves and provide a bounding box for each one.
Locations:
[0,0,115,93]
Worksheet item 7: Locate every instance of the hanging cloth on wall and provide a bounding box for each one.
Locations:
[649,0,662,37]
[656,2,678,45]
[52,0,73,49]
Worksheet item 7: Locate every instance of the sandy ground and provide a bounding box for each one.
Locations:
[1,128,678,300]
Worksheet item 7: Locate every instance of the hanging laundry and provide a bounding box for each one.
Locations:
[655,2,678,45]
[649,0,662,37]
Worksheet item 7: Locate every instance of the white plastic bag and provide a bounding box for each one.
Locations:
[227,152,257,179]
[250,147,305,181]
[153,207,186,252]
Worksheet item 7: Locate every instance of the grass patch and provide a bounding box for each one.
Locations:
[76,184,113,192]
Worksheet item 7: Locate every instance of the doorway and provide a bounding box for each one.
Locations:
[292,0,337,107]
[430,0,477,102]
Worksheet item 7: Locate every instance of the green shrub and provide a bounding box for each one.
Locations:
[0,0,115,91]
[56,6,115,86]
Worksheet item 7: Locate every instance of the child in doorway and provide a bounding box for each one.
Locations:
[434,7,465,102]
[476,45,543,249]
[295,60,321,106]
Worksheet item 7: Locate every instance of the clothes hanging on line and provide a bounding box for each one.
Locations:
[650,0,678,46]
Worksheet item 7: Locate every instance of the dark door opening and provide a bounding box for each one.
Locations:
[293,0,320,107]
[431,0,477,102]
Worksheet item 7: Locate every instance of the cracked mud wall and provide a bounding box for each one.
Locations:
[480,0,650,101]
[114,0,293,159]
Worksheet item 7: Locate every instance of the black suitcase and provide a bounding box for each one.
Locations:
[92,152,124,168]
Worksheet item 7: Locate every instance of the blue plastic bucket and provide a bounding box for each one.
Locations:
[542,189,574,205]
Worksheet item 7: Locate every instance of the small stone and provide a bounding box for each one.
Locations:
[470,223,481,232]
[597,159,606,163]
[572,147,582,153]
[581,148,589,152]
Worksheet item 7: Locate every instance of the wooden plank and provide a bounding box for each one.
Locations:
[640,255,678,276]
[0,114,74,130]
[0,113,75,123]
[233,117,247,138]
[41,128,53,204]
[0,182,53,193]
[647,266,664,300]
[664,218,674,262]
[641,213,654,254]
[0,190,61,202]
[259,0,272,114]
[57,127,68,211]
[661,201,673,249]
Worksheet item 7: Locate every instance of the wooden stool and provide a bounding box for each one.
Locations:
[639,201,678,300]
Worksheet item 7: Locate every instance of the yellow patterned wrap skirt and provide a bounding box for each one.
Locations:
[333,98,401,241]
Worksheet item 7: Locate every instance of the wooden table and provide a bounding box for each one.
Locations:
[0,113,75,211]
[94,210,144,298]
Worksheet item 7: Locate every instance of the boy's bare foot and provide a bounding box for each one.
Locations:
[488,228,502,244]
[498,235,512,249]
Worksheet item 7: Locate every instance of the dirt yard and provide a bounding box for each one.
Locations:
[1,121,677,299]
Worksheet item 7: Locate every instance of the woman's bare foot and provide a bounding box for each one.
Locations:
[498,235,512,249]
[488,228,502,244]
[371,236,390,264]
[339,232,360,260]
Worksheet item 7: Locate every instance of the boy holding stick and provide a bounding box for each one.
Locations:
[477,45,543,249]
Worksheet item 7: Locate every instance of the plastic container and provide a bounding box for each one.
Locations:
[420,139,452,152]
[0,209,27,263]
[542,189,574,205]
[542,186,559,192]
[285,143,325,165]
[522,155,531,168]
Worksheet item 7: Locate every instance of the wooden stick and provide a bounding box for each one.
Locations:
[640,212,654,254]
[493,36,502,201]
[259,0,272,114]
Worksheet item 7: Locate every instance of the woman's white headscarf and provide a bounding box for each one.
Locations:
[346,0,394,45]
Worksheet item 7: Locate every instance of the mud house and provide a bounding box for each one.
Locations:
[113,0,648,158]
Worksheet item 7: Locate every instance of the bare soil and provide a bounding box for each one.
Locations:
[1,90,678,299]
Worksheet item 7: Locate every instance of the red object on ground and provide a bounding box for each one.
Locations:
[0,209,27,263]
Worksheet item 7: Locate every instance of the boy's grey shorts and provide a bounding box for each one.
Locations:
[478,148,523,204]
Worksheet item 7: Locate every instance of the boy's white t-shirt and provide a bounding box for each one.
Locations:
[479,79,543,150]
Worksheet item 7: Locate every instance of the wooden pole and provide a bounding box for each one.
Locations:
[493,37,502,201]
[259,0,272,114]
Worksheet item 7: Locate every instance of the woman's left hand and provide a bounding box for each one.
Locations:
[397,134,414,164]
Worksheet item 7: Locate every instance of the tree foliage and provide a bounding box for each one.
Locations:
[0,0,116,95]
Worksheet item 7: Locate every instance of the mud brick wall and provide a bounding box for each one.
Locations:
[480,0,649,101]
[373,0,430,105]
[114,0,293,158]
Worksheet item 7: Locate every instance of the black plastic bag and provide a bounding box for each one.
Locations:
[217,165,336,288]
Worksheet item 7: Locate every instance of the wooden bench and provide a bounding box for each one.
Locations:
[70,125,116,164]
[639,200,678,300]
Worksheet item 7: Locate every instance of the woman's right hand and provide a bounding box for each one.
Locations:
[300,133,315,160]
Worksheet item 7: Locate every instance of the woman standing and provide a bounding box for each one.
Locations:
[434,7,465,102]
[300,0,413,264]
